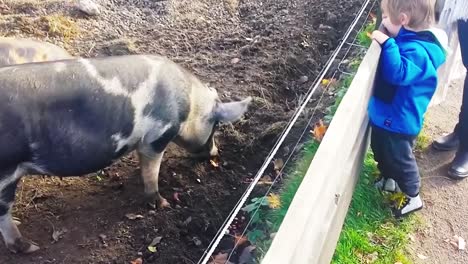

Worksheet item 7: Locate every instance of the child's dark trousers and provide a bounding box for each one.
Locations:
[370,125,419,197]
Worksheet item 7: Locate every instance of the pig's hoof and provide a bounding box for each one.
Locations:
[12,217,21,226]
[159,198,171,209]
[145,193,171,209]
[8,238,40,254]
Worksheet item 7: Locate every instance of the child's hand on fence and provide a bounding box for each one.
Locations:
[377,23,391,36]
[371,30,389,45]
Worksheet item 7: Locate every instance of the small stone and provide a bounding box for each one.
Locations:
[77,0,101,16]
[183,217,192,226]
[231,58,240,64]
[148,210,156,216]
[125,213,144,220]
[52,228,68,243]
[192,237,202,246]
[298,75,309,84]
[326,11,338,22]
[149,236,163,247]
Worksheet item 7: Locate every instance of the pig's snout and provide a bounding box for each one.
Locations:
[189,141,218,159]
[209,144,219,157]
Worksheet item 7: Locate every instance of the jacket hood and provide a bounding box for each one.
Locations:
[397,27,448,69]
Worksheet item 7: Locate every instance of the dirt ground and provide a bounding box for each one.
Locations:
[411,77,468,263]
[0,0,364,263]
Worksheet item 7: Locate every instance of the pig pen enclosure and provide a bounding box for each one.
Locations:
[0,0,371,263]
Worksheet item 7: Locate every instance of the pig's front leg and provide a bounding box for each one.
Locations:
[137,150,171,209]
[0,167,39,253]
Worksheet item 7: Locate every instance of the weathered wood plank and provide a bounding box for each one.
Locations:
[262,41,381,264]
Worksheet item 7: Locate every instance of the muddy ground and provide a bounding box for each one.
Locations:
[0,0,363,263]
[411,78,468,263]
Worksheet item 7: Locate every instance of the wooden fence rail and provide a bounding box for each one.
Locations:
[261,27,464,263]
[262,41,381,264]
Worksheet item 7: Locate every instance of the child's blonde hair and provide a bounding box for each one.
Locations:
[382,0,435,29]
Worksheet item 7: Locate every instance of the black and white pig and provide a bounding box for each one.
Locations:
[0,37,74,67]
[0,54,252,253]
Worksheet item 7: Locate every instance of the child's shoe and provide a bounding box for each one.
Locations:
[374,177,401,193]
[391,193,423,218]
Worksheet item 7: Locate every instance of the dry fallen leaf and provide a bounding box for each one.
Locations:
[147,246,157,253]
[321,78,338,88]
[365,252,378,263]
[267,193,281,209]
[130,257,143,264]
[125,213,144,220]
[234,234,248,247]
[273,159,284,171]
[311,119,327,141]
[258,175,273,185]
[210,158,220,168]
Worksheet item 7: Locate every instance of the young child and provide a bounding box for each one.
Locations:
[368,0,448,217]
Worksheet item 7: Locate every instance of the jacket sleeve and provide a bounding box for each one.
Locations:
[379,38,424,86]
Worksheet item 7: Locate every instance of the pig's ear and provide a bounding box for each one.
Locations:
[214,97,252,123]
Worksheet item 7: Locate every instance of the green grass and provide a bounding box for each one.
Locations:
[252,140,320,261]
[332,19,420,264]
[357,21,376,48]
[325,74,356,123]
[252,19,423,263]
[266,141,320,230]
[332,152,420,264]
[253,67,355,261]
[254,20,376,261]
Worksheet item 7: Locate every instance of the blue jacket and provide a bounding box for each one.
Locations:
[368,27,447,136]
